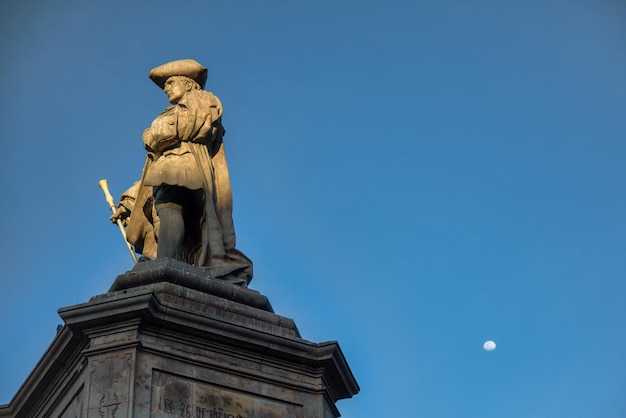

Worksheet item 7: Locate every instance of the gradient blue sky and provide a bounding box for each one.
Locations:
[1,1,625,416]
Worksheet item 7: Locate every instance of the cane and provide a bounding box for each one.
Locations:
[98,179,138,264]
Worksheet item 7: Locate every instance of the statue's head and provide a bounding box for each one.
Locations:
[148,59,208,104]
[163,76,201,104]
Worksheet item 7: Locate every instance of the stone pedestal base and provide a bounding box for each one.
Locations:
[0,260,358,417]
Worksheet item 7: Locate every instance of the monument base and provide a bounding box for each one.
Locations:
[0,260,358,417]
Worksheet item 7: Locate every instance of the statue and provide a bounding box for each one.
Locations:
[110,59,252,285]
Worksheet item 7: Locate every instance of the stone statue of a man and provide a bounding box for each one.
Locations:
[112,59,252,284]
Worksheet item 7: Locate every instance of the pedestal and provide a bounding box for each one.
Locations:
[0,259,359,417]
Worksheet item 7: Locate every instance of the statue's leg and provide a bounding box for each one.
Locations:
[156,204,185,259]
[154,185,186,261]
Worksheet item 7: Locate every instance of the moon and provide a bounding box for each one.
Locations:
[483,340,496,351]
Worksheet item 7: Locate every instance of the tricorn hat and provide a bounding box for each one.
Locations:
[148,59,208,89]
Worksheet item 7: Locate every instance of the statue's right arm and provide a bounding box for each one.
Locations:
[110,181,140,226]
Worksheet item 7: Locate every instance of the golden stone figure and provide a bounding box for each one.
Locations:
[110,59,252,284]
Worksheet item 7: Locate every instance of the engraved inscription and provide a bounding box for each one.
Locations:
[151,371,301,418]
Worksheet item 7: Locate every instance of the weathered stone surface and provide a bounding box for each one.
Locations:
[109,258,271,311]
[0,274,358,417]
[151,370,300,417]
[86,352,133,417]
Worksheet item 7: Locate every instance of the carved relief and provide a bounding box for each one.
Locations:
[87,353,133,418]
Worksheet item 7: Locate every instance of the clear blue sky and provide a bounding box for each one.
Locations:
[1,1,625,416]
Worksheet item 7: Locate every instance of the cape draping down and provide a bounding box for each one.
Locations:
[123,90,252,284]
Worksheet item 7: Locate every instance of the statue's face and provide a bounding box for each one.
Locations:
[163,77,189,104]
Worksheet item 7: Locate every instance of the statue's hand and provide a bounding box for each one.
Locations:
[110,206,130,226]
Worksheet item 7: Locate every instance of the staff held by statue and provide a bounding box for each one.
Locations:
[98,179,138,264]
